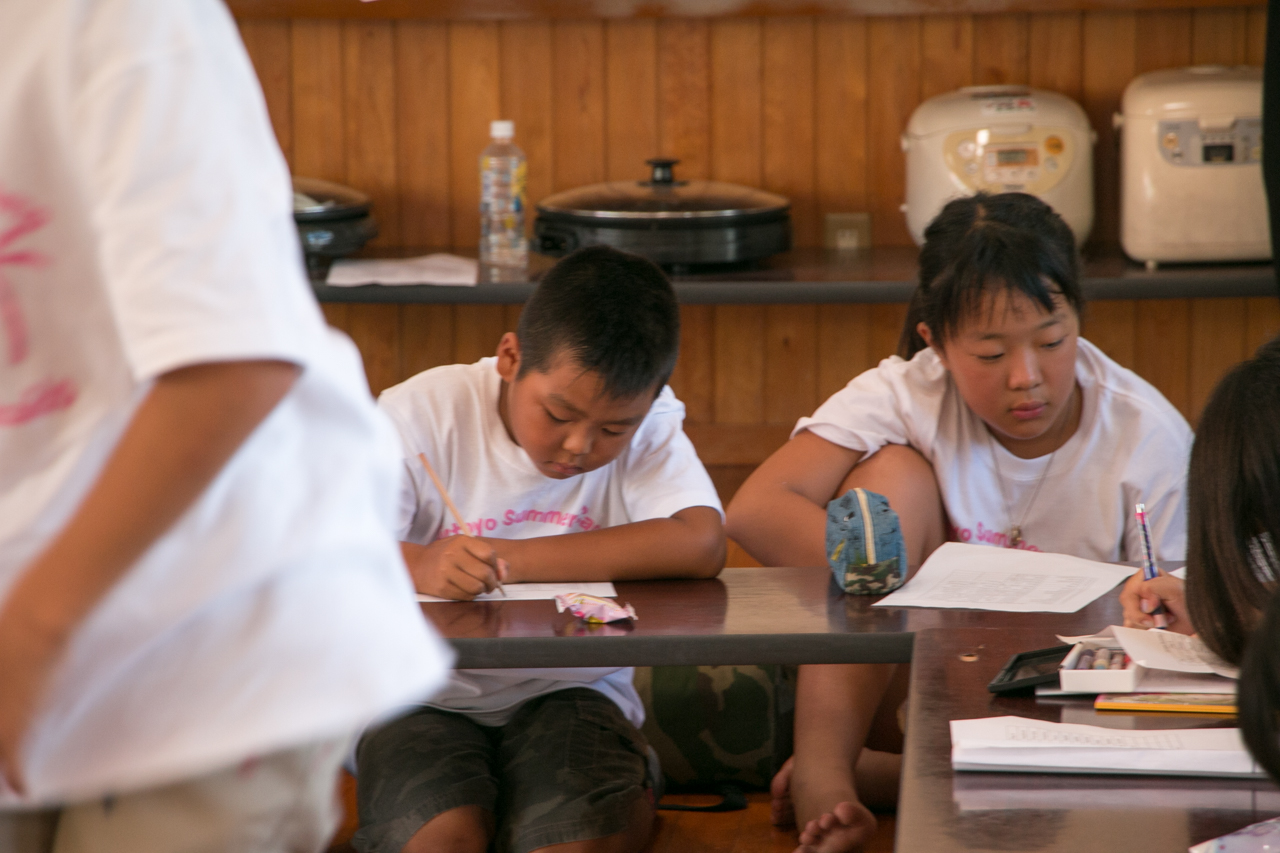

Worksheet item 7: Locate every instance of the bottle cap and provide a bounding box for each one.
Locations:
[490,120,515,139]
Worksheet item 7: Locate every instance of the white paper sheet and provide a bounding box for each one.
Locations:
[327,253,479,286]
[1056,625,1240,681]
[950,716,1262,778]
[416,581,617,603]
[871,543,1134,612]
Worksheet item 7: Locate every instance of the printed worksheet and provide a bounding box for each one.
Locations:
[871,542,1135,612]
[1110,625,1239,678]
[417,582,617,603]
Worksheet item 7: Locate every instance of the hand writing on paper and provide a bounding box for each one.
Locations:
[1120,569,1193,633]
[402,538,508,601]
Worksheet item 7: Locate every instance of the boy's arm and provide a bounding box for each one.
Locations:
[0,359,299,793]
[725,431,864,568]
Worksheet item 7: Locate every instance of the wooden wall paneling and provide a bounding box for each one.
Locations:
[713,305,766,423]
[345,304,403,395]
[763,18,818,245]
[1244,296,1280,353]
[1028,12,1083,98]
[763,305,819,423]
[1134,10,1193,73]
[868,302,910,360]
[1081,299,1137,368]
[817,304,874,401]
[605,21,659,181]
[395,22,452,248]
[973,13,1030,84]
[453,305,511,365]
[657,20,712,177]
[672,305,715,424]
[921,16,974,100]
[291,21,346,182]
[321,303,350,329]
[551,21,607,191]
[866,17,922,247]
[1246,7,1267,64]
[814,18,869,228]
[501,21,555,228]
[1081,11,1136,250]
[239,20,294,166]
[1133,298,1191,416]
[709,19,764,187]
[401,305,456,379]
[343,22,399,247]
[448,23,501,250]
[1191,7,1249,63]
[1188,297,1248,423]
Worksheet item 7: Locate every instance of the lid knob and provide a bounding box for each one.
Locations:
[646,158,679,184]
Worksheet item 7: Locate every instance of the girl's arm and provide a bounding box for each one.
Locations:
[725,432,865,568]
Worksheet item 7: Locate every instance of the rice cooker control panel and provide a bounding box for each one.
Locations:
[1155,117,1262,166]
[943,128,1076,194]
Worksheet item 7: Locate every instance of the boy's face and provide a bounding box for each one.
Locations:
[495,333,657,479]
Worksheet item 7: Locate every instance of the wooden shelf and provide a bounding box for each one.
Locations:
[311,247,1277,305]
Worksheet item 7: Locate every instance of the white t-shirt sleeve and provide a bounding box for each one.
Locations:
[1120,418,1192,563]
[72,0,322,382]
[378,397,446,542]
[792,354,945,460]
[619,388,724,522]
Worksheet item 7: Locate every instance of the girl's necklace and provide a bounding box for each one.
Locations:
[986,430,1057,549]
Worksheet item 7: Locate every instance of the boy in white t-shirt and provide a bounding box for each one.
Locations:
[356,246,726,853]
[727,193,1191,853]
[0,1,451,851]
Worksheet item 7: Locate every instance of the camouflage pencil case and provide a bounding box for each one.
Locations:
[826,487,907,595]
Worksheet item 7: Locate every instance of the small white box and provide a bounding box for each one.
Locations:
[1058,641,1141,693]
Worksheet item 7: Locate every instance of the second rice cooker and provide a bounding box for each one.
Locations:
[902,85,1095,246]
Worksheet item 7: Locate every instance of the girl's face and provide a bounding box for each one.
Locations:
[920,287,1081,459]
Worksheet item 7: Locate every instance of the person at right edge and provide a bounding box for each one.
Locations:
[0,1,452,851]
[727,192,1193,853]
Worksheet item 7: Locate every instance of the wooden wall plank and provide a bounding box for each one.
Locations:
[921,16,974,100]
[1028,12,1083,97]
[672,305,715,423]
[763,305,819,423]
[552,21,607,191]
[396,22,452,248]
[454,304,509,365]
[1135,10,1193,72]
[973,13,1030,84]
[710,19,763,187]
[239,20,294,166]
[1245,296,1280,354]
[1081,11,1136,251]
[817,304,874,402]
[291,20,345,182]
[346,304,402,395]
[1082,300,1137,368]
[448,23,501,250]
[763,18,818,246]
[605,21,659,181]
[402,305,455,379]
[1191,7,1249,63]
[501,21,555,225]
[713,305,766,423]
[1133,298,1191,416]
[867,17,922,247]
[1189,297,1248,423]
[869,302,909,361]
[815,19,868,226]
[1246,7,1267,63]
[343,22,399,246]
[658,20,712,177]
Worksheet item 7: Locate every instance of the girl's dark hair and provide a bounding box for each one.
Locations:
[897,192,1084,359]
[1185,335,1280,667]
[1239,586,1280,782]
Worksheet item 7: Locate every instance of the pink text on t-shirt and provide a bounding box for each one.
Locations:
[949,521,1042,551]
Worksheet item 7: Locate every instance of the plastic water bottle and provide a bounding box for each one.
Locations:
[479,120,527,269]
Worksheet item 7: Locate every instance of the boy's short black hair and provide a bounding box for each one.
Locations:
[516,245,679,398]
[898,192,1084,358]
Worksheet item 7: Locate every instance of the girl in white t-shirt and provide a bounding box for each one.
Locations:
[726,192,1191,853]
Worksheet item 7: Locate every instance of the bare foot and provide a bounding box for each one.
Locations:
[794,800,877,853]
[770,756,796,827]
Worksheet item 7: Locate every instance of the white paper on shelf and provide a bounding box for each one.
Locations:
[950,716,1262,778]
[417,581,617,603]
[327,253,479,286]
[871,543,1134,612]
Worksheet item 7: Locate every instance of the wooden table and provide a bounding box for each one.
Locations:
[897,626,1280,853]
[421,566,1125,669]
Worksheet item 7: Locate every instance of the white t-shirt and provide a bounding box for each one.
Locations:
[793,338,1192,563]
[0,0,451,807]
[379,357,724,727]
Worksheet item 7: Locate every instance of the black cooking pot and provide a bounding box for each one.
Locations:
[534,159,790,266]
[292,176,379,284]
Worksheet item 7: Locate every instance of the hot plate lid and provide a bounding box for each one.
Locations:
[537,158,790,221]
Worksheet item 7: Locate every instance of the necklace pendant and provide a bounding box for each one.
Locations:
[1008,526,1022,548]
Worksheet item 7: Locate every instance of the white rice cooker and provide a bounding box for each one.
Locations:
[1116,66,1269,265]
[902,85,1095,246]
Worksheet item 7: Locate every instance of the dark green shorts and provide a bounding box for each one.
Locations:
[352,688,653,853]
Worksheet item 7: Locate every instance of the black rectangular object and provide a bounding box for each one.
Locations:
[987,644,1073,694]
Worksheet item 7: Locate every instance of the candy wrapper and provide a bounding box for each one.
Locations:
[1191,817,1280,852]
[555,593,637,623]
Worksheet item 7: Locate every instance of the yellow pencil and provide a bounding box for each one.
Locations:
[417,452,506,597]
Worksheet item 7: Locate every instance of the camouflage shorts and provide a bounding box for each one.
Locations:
[351,688,652,853]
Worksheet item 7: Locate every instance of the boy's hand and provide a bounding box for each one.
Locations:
[404,538,508,600]
[1120,569,1193,633]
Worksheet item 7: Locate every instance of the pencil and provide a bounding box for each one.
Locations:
[417,452,505,597]
[1134,503,1167,629]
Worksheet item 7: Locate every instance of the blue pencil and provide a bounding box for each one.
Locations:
[1135,503,1168,629]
